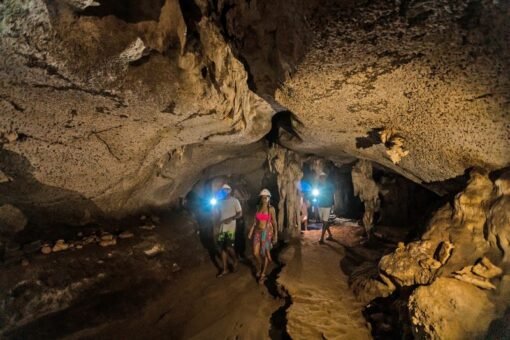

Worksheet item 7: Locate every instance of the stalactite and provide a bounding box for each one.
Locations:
[268,145,303,239]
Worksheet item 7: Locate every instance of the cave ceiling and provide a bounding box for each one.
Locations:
[0,0,508,215]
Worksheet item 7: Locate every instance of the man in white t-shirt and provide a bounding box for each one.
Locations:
[215,184,242,277]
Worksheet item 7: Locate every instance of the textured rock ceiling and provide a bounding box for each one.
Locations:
[274,0,510,184]
[0,0,509,220]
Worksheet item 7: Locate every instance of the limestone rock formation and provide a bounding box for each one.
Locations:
[0,0,509,235]
[452,257,503,290]
[352,160,380,234]
[274,0,510,184]
[378,169,496,286]
[349,262,396,304]
[379,241,445,286]
[409,277,497,339]
[487,171,510,266]
[379,129,409,165]
[0,204,27,235]
[0,0,273,230]
[0,170,12,183]
[357,169,510,338]
[268,145,303,239]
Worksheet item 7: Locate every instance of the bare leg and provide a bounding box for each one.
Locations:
[221,250,228,271]
[218,250,228,276]
[320,222,327,242]
[226,247,238,271]
[266,248,273,262]
[319,222,331,243]
[260,256,269,282]
[253,243,262,277]
[325,223,333,238]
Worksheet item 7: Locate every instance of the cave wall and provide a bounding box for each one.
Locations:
[0,0,274,225]
[0,0,508,241]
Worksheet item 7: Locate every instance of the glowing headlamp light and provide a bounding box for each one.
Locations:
[312,188,320,197]
[210,198,217,206]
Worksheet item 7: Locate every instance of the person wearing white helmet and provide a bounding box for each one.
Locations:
[214,183,243,278]
[248,188,277,284]
[317,172,335,244]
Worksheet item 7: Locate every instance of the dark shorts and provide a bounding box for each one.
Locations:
[217,231,235,251]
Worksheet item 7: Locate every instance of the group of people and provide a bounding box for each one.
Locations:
[213,184,277,284]
[212,172,336,283]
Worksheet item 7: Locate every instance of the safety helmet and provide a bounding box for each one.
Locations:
[319,172,327,177]
[221,184,232,191]
[259,188,271,197]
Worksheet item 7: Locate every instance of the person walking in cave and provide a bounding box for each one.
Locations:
[248,189,277,284]
[300,191,309,231]
[317,172,335,244]
[214,184,243,278]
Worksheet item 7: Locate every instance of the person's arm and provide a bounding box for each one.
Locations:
[233,199,243,220]
[270,207,278,243]
[248,219,256,239]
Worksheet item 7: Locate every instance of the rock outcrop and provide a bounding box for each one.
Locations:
[409,277,497,339]
[0,204,27,235]
[352,160,380,234]
[0,0,273,228]
[268,145,303,239]
[354,169,510,339]
[487,171,510,266]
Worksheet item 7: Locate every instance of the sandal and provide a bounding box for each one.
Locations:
[258,274,266,284]
[216,271,228,278]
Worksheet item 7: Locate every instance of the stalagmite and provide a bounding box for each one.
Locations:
[351,160,379,235]
[487,171,510,266]
[268,145,303,239]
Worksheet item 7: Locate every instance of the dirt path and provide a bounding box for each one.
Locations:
[279,226,371,340]
[63,261,282,340]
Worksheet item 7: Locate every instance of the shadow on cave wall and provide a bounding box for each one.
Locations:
[0,149,104,244]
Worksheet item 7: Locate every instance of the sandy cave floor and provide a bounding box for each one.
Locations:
[2,215,374,340]
[279,226,372,340]
[88,224,373,340]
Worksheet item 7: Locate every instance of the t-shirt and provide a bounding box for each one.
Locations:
[317,182,335,207]
[218,197,242,233]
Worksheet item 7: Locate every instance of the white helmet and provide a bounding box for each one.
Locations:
[221,184,232,191]
[259,188,271,197]
[319,171,327,177]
